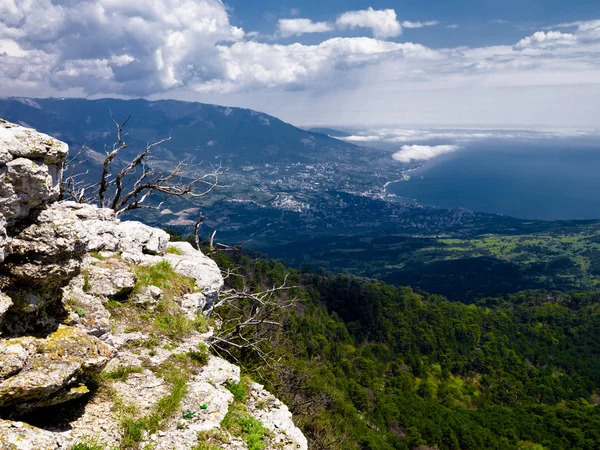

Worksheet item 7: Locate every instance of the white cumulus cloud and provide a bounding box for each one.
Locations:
[336,8,402,39]
[392,145,462,163]
[278,18,334,37]
[514,31,577,50]
[0,0,244,95]
[210,38,432,91]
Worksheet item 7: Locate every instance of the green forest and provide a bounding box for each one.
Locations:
[205,246,600,450]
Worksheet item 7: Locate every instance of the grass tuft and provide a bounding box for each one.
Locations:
[133,260,195,297]
[188,343,209,365]
[167,246,184,255]
[102,365,144,382]
[226,379,249,403]
[239,416,267,450]
[69,436,117,450]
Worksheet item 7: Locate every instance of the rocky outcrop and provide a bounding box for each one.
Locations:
[0,119,67,225]
[0,119,306,450]
[162,241,224,310]
[0,420,68,450]
[0,326,114,414]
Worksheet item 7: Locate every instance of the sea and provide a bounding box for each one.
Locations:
[340,129,600,221]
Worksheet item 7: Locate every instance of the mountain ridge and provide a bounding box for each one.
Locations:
[0,97,366,166]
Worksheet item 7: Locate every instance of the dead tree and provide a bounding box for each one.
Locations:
[64,112,227,215]
[207,271,298,372]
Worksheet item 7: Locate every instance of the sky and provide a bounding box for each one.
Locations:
[0,0,599,128]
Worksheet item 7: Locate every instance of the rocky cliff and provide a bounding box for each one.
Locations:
[0,120,307,450]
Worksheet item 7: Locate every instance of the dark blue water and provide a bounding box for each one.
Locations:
[387,138,600,220]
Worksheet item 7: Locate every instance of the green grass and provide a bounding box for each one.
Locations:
[69,437,118,450]
[239,416,267,450]
[82,271,91,293]
[89,251,108,261]
[222,402,267,450]
[133,260,196,296]
[119,353,207,448]
[226,380,249,403]
[188,343,209,365]
[192,442,220,450]
[221,376,267,449]
[167,246,184,255]
[102,365,144,382]
[153,304,209,340]
[193,431,223,450]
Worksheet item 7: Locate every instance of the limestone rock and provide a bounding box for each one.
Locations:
[62,287,111,339]
[247,382,308,450]
[181,356,240,433]
[8,202,167,287]
[0,292,13,325]
[163,242,223,310]
[118,221,169,262]
[0,337,38,380]
[10,203,114,262]
[10,202,169,266]
[131,285,163,307]
[178,292,206,318]
[81,265,137,299]
[0,420,68,450]
[0,326,114,413]
[150,355,240,450]
[0,213,10,263]
[0,120,68,225]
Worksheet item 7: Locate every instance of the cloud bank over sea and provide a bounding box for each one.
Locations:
[392,145,461,163]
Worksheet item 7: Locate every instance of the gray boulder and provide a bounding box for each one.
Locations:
[81,265,137,299]
[163,242,224,310]
[131,285,163,308]
[0,420,68,450]
[62,286,112,339]
[178,292,207,318]
[118,221,169,262]
[0,326,115,414]
[9,202,168,286]
[0,119,68,225]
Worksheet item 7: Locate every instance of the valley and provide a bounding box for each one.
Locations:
[2,96,600,304]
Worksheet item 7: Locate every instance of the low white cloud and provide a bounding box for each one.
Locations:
[402,20,439,29]
[552,19,600,39]
[340,128,596,147]
[278,18,334,37]
[336,8,402,39]
[514,31,577,50]
[393,145,462,163]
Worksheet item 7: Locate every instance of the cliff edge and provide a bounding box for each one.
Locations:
[0,120,307,450]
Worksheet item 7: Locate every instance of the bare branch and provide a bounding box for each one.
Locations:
[63,112,229,216]
[207,271,298,369]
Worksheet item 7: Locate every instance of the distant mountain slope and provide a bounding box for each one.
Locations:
[0,97,363,164]
[307,127,352,138]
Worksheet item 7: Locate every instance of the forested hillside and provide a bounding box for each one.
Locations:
[208,247,600,450]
